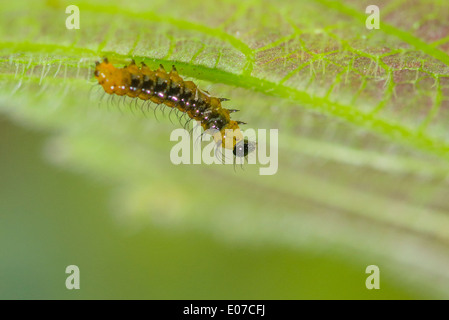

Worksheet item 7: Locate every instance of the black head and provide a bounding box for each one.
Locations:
[233,139,256,157]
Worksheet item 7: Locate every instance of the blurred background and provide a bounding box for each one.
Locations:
[1,0,449,299]
[0,116,423,299]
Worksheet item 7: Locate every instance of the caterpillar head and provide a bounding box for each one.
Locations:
[233,139,256,157]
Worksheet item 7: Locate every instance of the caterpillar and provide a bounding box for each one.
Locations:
[94,58,255,158]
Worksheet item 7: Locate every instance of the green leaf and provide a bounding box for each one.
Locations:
[2,0,449,296]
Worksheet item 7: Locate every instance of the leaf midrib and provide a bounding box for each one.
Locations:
[3,41,449,163]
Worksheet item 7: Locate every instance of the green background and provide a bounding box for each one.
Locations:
[2,0,449,299]
[0,118,420,299]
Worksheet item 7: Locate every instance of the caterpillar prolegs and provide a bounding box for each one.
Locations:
[94,58,256,157]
